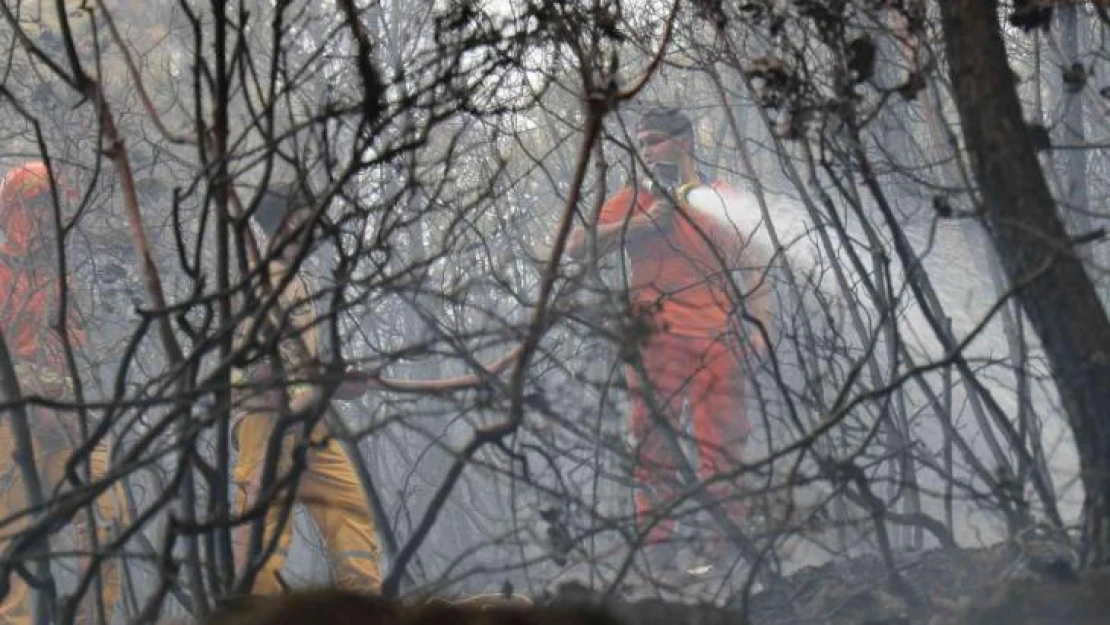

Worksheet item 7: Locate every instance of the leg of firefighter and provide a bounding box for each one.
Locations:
[627,332,692,550]
[298,423,382,592]
[70,442,127,624]
[232,412,296,596]
[0,432,32,625]
[0,407,80,625]
[689,335,751,540]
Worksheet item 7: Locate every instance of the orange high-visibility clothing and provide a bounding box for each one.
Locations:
[0,163,125,623]
[0,162,85,375]
[599,180,755,543]
[625,331,750,544]
[597,181,749,340]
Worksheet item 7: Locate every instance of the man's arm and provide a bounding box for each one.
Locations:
[566,203,673,260]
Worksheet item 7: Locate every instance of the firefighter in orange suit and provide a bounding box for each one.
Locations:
[0,161,128,624]
[566,108,774,570]
[230,182,382,595]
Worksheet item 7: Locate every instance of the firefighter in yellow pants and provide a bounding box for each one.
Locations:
[0,369,128,625]
[231,410,383,593]
[230,182,382,595]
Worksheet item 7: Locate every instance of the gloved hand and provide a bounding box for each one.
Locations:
[332,368,375,400]
[646,162,681,198]
[14,363,72,400]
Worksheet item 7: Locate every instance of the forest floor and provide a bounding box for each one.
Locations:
[538,542,1110,625]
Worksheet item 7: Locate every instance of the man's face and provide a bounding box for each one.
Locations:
[636,130,687,168]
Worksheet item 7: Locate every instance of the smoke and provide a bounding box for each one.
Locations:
[687,182,856,325]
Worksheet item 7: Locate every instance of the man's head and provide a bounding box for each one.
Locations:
[636,108,695,162]
[1,161,52,204]
[634,108,696,189]
[0,161,76,258]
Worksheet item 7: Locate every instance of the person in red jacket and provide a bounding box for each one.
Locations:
[566,108,773,571]
[0,161,126,625]
[0,163,83,373]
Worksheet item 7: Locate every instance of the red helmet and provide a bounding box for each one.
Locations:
[0,161,74,256]
[0,161,52,204]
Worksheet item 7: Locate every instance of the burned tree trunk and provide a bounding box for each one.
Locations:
[938,0,1110,565]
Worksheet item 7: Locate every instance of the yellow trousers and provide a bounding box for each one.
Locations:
[0,429,127,625]
[232,411,382,594]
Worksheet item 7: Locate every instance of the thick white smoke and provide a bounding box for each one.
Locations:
[685,183,857,322]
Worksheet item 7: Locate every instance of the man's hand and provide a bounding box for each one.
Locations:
[646,190,680,223]
[333,368,375,400]
[246,365,277,387]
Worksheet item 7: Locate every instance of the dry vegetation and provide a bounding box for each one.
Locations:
[0,0,1108,623]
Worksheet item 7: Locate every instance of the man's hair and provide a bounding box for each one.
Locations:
[252,181,313,236]
[636,108,694,140]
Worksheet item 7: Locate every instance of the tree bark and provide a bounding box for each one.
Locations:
[938,0,1110,565]
[1056,4,1093,263]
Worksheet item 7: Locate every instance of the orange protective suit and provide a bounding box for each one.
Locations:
[0,162,126,625]
[598,181,756,544]
[0,162,85,370]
